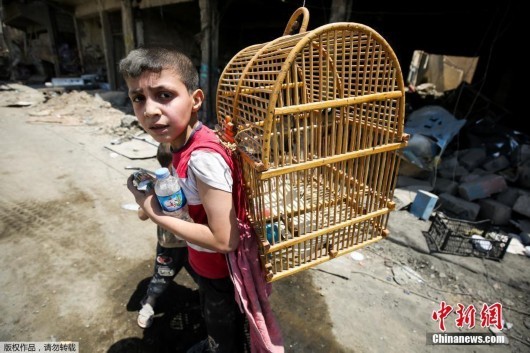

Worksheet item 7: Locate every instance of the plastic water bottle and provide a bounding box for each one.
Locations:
[154,167,193,222]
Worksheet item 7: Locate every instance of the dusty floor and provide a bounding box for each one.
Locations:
[0,89,529,353]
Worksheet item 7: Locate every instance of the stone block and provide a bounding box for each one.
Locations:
[433,177,458,195]
[458,174,508,201]
[477,198,512,225]
[458,148,487,171]
[483,155,510,173]
[495,187,526,207]
[438,193,480,221]
[513,195,530,218]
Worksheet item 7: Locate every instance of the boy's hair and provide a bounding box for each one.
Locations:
[156,143,173,168]
[119,47,199,93]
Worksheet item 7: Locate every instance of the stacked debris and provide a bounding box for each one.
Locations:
[26,90,123,129]
[397,90,530,257]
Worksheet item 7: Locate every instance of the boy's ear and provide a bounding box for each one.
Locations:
[191,89,204,112]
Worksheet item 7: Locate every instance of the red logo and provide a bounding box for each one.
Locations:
[432,301,453,332]
[432,302,503,331]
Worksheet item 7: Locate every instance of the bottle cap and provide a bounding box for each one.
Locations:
[155,167,170,179]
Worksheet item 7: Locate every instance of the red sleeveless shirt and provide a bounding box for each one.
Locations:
[172,124,238,278]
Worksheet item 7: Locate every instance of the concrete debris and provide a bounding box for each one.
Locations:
[392,265,424,285]
[0,83,46,107]
[395,101,530,241]
[26,90,123,129]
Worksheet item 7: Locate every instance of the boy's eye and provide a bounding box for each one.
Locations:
[130,95,145,103]
[159,92,173,100]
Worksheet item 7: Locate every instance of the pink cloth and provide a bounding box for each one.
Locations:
[228,221,285,353]
[228,148,284,352]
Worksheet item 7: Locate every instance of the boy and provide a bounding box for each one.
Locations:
[136,142,197,329]
[120,47,283,352]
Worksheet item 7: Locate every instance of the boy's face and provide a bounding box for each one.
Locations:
[126,69,203,148]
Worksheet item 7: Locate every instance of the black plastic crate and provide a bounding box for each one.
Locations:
[424,213,511,260]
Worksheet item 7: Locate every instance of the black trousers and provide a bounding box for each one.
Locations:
[146,244,196,299]
[196,275,248,353]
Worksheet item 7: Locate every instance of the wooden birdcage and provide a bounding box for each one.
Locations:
[216,7,409,282]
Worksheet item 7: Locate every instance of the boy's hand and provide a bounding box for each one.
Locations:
[127,174,160,219]
[132,170,154,191]
[137,207,149,221]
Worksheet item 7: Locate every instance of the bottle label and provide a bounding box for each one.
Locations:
[157,189,187,213]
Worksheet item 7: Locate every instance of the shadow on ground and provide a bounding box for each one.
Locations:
[270,270,353,353]
[107,278,206,353]
[106,263,347,352]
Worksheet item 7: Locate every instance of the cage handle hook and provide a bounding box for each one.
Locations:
[283,7,310,36]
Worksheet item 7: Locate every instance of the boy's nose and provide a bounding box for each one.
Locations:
[144,100,161,118]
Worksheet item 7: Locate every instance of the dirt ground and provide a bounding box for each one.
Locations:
[0,87,529,353]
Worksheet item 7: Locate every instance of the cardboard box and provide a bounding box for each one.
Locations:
[407,50,479,92]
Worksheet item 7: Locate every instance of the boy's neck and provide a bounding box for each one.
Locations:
[172,118,200,150]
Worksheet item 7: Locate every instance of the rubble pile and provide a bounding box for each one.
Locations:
[26,90,123,129]
[0,83,46,107]
[398,100,530,256]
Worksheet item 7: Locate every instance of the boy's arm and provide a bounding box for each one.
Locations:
[195,177,240,252]
[126,174,239,253]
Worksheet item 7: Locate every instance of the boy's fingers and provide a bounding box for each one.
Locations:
[127,174,139,192]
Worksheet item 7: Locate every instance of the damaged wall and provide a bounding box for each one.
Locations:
[139,2,201,67]
[76,17,105,75]
[1,0,518,129]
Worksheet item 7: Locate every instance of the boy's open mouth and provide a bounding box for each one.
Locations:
[150,124,169,132]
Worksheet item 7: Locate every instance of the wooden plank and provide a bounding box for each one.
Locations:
[121,0,135,55]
